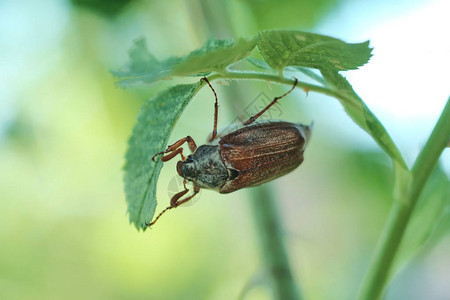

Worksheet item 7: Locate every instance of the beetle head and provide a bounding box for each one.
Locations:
[177,156,197,181]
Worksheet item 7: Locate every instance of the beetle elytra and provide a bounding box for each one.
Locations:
[148,77,312,227]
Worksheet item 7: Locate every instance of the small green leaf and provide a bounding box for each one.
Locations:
[362,104,407,169]
[257,30,372,72]
[321,69,407,168]
[114,37,256,87]
[124,82,202,230]
[174,38,257,74]
[113,38,176,85]
[127,38,160,73]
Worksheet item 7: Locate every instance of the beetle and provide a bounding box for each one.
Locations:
[147,77,312,226]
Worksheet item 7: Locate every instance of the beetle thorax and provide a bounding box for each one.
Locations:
[178,145,229,191]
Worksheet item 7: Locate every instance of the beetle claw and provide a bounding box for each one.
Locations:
[151,152,163,161]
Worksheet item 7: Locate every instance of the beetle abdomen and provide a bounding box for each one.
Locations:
[218,121,310,193]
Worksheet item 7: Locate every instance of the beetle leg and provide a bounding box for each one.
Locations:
[161,148,185,162]
[171,180,200,207]
[201,77,219,141]
[243,78,298,125]
[152,136,197,161]
[170,180,190,207]
[146,181,200,227]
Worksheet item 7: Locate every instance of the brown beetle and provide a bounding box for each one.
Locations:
[148,77,311,226]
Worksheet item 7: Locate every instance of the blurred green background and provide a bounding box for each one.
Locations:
[1,0,448,299]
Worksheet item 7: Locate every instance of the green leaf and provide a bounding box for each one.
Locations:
[362,104,407,169]
[113,38,176,85]
[127,38,159,73]
[257,30,372,72]
[246,57,272,70]
[124,82,202,230]
[174,38,257,73]
[114,37,257,87]
[320,69,407,168]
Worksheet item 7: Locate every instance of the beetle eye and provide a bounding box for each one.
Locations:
[185,157,194,163]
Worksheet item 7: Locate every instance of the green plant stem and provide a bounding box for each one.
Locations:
[250,184,302,300]
[358,98,450,300]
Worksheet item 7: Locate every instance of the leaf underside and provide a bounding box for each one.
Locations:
[124,82,202,230]
[113,37,256,87]
[257,30,373,72]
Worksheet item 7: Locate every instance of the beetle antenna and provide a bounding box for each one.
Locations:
[146,187,189,227]
[201,77,219,141]
[146,206,175,227]
[146,180,200,228]
[243,77,298,125]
